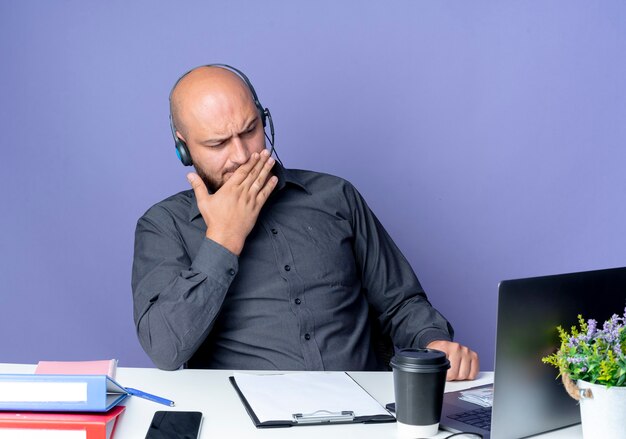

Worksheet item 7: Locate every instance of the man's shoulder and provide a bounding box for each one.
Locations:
[285,168,355,191]
[283,168,366,217]
[138,190,195,223]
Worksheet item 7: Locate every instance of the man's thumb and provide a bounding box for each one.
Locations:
[186,173,209,200]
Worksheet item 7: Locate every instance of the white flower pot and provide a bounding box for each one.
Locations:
[577,380,626,439]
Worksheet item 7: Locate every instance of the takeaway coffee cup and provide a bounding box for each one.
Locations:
[390,348,450,438]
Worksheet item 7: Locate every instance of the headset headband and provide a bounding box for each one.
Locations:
[168,63,266,128]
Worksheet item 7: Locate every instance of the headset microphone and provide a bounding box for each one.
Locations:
[263,107,283,166]
[168,64,281,167]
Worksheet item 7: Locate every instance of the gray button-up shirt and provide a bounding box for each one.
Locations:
[132,165,453,370]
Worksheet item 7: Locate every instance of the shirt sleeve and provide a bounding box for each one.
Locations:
[345,183,454,349]
[131,207,238,370]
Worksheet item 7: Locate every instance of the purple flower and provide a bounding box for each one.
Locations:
[567,356,584,364]
[587,319,597,337]
[601,314,622,344]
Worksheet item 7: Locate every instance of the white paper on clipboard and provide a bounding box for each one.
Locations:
[232,372,391,423]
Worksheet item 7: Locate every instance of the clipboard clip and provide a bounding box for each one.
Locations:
[293,410,355,424]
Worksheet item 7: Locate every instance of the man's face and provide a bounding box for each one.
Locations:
[178,88,266,193]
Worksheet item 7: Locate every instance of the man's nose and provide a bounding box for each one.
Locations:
[230,136,250,165]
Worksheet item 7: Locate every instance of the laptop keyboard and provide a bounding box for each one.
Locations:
[447,407,492,431]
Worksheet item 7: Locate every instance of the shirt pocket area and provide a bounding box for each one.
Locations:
[296,219,357,287]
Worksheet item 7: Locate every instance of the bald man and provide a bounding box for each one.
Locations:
[132,66,479,380]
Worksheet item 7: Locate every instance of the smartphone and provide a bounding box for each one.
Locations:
[145,411,203,439]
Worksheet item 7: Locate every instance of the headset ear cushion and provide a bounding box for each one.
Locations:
[175,140,193,166]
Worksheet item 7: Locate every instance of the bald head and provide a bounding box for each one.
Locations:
[170,66,258,140]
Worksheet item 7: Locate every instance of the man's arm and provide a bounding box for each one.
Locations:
[132,151,277,370]
[132,221,238,370]
[345,183,479,380]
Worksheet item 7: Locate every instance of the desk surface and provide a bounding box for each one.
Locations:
[0,364,581,438]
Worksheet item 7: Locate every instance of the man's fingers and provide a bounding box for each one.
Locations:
[456,351,472,380]
[469,351,480,380]
[447,354,461,381]
[427,340,480,381]
[251,155,276,194]
[187,173,210,203]
[243,149,272,190]
[447,348,479,381]
[256,175,278,204]
[229,152,261,185]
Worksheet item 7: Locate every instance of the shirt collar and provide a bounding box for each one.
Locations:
[188,163,310,221]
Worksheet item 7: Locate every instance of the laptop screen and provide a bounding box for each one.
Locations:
[490,266,626,438]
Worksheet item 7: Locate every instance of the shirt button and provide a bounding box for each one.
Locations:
[295,298,301,305]
[304,333,311,340]
[228,269,235,276]
[271,229,278,235]
[284,265,291,272]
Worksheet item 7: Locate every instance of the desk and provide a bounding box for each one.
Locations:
[0,364,581,438]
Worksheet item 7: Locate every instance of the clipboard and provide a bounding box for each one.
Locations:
[229,372,395,428]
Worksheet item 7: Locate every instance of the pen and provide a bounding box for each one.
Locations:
[125,387,176,407]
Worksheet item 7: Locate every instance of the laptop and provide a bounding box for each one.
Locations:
[440,266,626,439]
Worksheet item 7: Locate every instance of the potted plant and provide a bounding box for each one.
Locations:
[542,310,626,439]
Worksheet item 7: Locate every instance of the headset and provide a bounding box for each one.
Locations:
[168,64,277,167]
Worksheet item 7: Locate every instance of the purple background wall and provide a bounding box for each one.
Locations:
[1,1,625,369]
